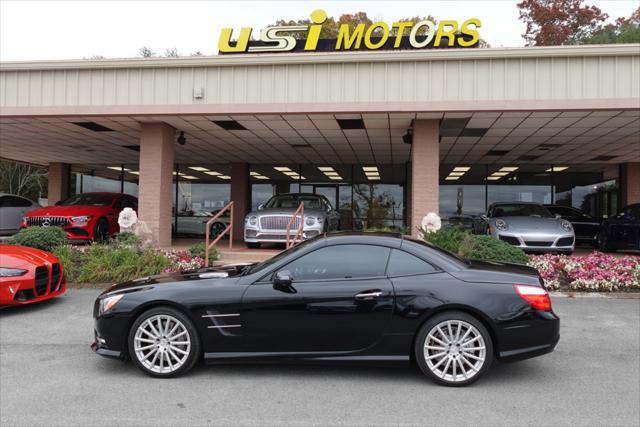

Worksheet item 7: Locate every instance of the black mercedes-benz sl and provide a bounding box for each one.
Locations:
[92,232,559,386]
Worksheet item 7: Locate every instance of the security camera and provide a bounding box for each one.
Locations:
[177,131,187,146]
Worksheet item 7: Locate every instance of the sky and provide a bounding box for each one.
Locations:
[0,0,638,61]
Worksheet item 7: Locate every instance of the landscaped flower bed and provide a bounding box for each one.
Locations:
[527,252,640,292]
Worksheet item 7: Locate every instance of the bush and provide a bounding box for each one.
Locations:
[75,244,170,283]
[421,228,469,254]
[9,226,67,252]
[187,242,218,267]
[458,234,529,265]
[112,232,142,248]
[51,245,82,283]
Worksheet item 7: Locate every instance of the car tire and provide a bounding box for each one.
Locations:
[598,230,615,252]
[128,307,201,378]
[93,218,110,243]
[210,222,226,239]
[246,242,261,249]
[415,311,493,387]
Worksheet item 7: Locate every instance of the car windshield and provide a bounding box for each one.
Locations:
[492,204,552,218]
[264,195,323,209]
[58,194,115,206]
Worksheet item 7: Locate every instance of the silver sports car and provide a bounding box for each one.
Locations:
[481,202,575,254]
[244,193,340,248]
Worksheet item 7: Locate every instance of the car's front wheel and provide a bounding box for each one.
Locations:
[128,307,201,378]
[415,311,493,386]
[93,218,110,242]
[246,242,261,249]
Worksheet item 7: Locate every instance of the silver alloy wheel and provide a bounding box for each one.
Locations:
[133,314,191,374]
[423,319,486,383]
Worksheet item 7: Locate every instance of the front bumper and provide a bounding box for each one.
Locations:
[0,268,66,306]
[244,227,322,243]
[91,312,131,360]
[492,230,575,252]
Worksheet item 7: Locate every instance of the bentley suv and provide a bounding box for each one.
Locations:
[244,193,340,248]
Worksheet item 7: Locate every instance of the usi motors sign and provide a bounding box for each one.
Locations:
[218,9,481,54]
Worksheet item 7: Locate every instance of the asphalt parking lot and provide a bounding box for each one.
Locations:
[1,289,639,427]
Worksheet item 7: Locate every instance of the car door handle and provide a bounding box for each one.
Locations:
[355,290,383,300]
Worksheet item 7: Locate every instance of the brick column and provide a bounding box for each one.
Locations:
[47,163,70,206]
[138,122,175,248]
[231,163,250,242]
[409,120,440,237]
[620,162,640,206]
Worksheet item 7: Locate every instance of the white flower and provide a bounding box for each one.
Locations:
[421,212,442,234]
[118,207,138,229]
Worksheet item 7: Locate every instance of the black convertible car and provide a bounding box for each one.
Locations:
[92,232,559,386]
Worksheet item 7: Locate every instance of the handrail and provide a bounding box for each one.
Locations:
[285,202,305,249]
[205,201,234,266]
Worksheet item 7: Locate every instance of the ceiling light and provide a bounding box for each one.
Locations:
[362,166,379,172]
[492,172,509,176]
[107,166,130,171]
[204,171,221,176]
[449,172,465,176]
[250,172,260,176]
[499,167,519,172]
[445,176,460,181]
[274,166,292,172]
[324,171,339,176]
[254,176,269,180]
[182,175,199,180]
[487,176,502,181]
[329,176,343,180]
[189,166,210,172]
[218,175,231,180]
[128,171,140,175]
[453,166,471,172]
[318,167,335,172]
[545,166,569,172]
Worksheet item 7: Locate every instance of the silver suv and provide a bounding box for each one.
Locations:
[244,193,340,248]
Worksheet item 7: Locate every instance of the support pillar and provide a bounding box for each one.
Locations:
[138,122,175,248]
[620,162,640,206]
[231,163,250,242]
[409,120,440,237]
[47,163,70,206]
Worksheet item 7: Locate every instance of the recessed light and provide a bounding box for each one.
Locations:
[204,171,221,176]
[274,167,292,172]
[362,166,379,172]
[453,166,471,172]
[545,166,569,172]
[318,167,335,172]
[492,172,509,176]
[449,172,465,176]
[128,171,140,175]
[499,167,519,172]
[107,166,130,171]
[367,176,380,180]
[250,172,260,176]
[218,175,231,180]
[487,176,502,180]
[445,176,460,181]
[324,171,339,176]
[189,166,210,172]
[329,176,343,180]
[182,175,199,180]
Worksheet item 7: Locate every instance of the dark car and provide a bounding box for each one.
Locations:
[91,232,559,386]
[545,205,601,247]
[598,203,640,252]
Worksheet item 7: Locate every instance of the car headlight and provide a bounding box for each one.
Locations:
[246,216,257,226]
[71,215,91,224]
[99,294,124,315]
[305,216,316,226]
[0,267,28,277]
[560,219,573,232]
[495,219,508,231]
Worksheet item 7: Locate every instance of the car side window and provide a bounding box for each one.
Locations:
[386,249,437,277]
[2,196,31,207]
[280,244,390,281]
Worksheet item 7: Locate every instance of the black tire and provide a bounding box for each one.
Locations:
[246,242,261,249]
[128,306,201,378]
[93,218,110,243]
[598,230,615,252]
[210,222,226,239]
[558,250,573,256]
[414,311,493,387]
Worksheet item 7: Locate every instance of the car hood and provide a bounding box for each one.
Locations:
[0,243,57,269]
[248,208,326,217]
[449,259,543,287]
[492,216,564,232]
[27,205,110,217]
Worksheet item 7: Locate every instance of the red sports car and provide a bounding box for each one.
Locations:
[0,244,66,306]
[22,192,138,242]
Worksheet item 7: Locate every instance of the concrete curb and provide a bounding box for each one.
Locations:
[550,291,640,299]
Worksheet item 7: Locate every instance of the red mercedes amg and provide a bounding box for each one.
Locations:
[22,192,138,242]
[0,244,66,306]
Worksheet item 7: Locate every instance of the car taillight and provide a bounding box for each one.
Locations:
[514,284,552,311]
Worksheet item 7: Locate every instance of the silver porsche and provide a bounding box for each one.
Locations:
[481,202,575,254]
[244,193,340,248]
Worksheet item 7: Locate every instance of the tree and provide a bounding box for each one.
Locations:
[517,0,608,46]
[352,184,392,229]
[138,46,156,57]
[582,6,640,44]
[164,48,179,57]
[0,160,47,201]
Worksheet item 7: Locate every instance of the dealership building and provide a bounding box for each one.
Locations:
[0,44,639,246]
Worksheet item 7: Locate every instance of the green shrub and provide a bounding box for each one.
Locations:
[112,232,142,248]
[188,242,206,258]
[51,245,82,283]
[458,235,529,265]
[76,245,169,283]
[421,228,470,254]
[9,227,67,252]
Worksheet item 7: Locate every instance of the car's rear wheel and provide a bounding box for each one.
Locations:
[210,222,226,239]
[415,311,493,387]
[93,218,110,242]
[128,307,200,378]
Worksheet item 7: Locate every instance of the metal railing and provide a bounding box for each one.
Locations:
[205,201,234,267]
[285,202,305,249]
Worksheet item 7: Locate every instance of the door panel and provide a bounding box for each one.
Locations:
[240,277,394,353]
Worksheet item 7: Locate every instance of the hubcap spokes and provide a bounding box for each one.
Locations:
[134,314,190,374]
[424,320,486,383]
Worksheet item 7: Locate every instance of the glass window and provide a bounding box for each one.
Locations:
[252,184,274,210]
[387,249,436,277]
[59,193,116,206]
[281,244,391,281]
[490,203,552,218]
[265,194,323,209]
[0,196,32,207]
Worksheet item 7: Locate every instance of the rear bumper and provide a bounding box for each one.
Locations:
[497,311,560,362]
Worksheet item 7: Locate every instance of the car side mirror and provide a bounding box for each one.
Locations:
[273,270,296,293]
[258,204,264,211]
